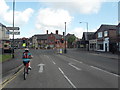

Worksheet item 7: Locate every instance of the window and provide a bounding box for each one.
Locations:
[119,42,120,51]
[98,32,102,38]
[119,27,120,35]
[98,44,103,50]
[104,31,108,37]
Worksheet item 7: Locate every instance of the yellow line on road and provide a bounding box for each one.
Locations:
[1,64,23,85]
[1,67,24,89]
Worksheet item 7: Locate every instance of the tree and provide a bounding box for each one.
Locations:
[67,35,76,48]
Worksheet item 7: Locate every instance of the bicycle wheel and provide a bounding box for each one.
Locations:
[24,67,27,80]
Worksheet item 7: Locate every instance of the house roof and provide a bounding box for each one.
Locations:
[82,32,95,40]
[66,33,75,40]
[97,24,117,32]
[34,34,63,40]
[0,23,6,27]
[118,23,120,27]
[54,34,62,39]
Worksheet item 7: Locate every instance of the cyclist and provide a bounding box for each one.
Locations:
[22,48,32,70]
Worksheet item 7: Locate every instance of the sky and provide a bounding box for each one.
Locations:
[0,0,119,39]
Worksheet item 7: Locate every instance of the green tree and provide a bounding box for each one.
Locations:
[67,35,76,48]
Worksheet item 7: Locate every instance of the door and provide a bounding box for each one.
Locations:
[105,43,107,52]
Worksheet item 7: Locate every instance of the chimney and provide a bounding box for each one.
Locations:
[56,30,58,34]
[47,30,48,34]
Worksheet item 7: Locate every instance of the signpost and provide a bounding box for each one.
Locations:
[6,26,20,58]
[6,27,20,30]
[6,31,20,35]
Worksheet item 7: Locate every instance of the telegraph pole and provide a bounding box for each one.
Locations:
[12,0,15,58]
[64,22,67,53]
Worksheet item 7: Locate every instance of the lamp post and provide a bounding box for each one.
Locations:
[79,22,88,40]
[12,0,15,58]
[64,22,67,53]
[79,22,89,51]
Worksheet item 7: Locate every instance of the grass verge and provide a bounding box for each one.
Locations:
[0,54,12,63]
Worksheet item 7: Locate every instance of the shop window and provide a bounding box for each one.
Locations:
[98,44,103,50]
[119,27,120,35]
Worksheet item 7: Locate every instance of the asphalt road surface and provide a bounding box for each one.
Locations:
[2,49,119,88]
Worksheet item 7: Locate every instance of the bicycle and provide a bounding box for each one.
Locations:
[23,63,30,80]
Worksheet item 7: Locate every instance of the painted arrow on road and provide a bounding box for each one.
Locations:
[38,63,45,73]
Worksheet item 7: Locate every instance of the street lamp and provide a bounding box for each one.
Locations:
[79,22,88,40]
[64,22,67,53]
[79,22,89,51]
[12,0,15,58]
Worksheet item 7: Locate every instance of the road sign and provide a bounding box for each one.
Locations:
[6,31,20,35]
[6,27,20,30]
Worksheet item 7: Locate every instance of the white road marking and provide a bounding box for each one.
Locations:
[69,63,81,71]
[45,55,56,65]
[67,56,83,64]
[90,66,119,77]
[63,55,119,77]
[58,68,76,88]
[52,61,56,65]
[38,63,45,73]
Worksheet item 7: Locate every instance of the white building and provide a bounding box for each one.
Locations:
[89,39,97,51]
[0,23,9,40]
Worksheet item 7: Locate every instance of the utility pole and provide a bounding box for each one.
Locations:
[80,22,89,51]
[12,0,15,58]
[64,22,67,53]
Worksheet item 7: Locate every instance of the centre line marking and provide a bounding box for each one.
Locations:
[68,57,83,64]
[52,61,56,65]
[69,63,81,71]
[58,68,76,88]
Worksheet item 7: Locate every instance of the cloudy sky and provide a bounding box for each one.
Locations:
[0,0,119,39]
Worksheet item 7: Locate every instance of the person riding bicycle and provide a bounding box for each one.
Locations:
[22,48,32,70]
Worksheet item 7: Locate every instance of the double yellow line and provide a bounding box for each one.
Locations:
[0,65,24,89]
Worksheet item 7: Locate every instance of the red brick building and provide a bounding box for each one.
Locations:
[95,24,117,52]
[30,30,67,49]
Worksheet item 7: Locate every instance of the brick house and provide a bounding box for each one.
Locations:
[95,24,117,52]
[30,30,66,49]
[116,23,120,52]
[80,32,95,51]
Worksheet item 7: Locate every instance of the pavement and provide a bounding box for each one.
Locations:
[1,49,24,85]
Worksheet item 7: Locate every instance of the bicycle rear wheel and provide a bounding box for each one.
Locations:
[24,67,27,80]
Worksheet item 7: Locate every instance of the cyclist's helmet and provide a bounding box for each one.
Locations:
[25,48,29,52]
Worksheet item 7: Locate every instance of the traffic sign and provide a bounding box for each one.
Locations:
[6,27,20,30]
[6,31,20,35]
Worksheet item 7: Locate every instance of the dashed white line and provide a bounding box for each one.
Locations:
[45,55,56,65]
[70,58,83,64]
[90,66,119,77]
[52,61,56,65]
[58,68,76,88]
[63,55,119,77]
[69,63,81,71]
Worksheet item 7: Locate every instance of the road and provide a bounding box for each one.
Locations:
[2,49,119,88]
